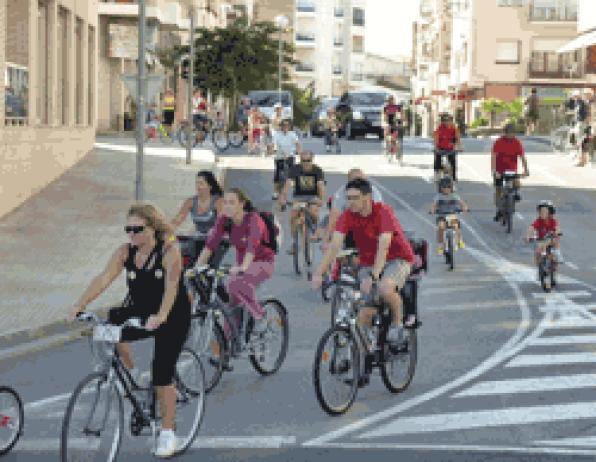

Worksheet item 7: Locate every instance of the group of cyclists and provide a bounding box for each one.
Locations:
[63,88,568,457]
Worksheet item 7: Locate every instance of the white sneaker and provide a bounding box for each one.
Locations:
[154,430,178,458]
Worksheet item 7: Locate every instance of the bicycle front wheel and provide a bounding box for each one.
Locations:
[0,386,23,456]
[248,299,289,375]
[313,326,359,416]
[173,348,206,455]
[61,372,123,462]
[381,329,418,394]
[186,315,224,393]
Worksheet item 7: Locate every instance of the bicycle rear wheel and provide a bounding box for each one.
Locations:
[0,386,23,456]
[248,299,289,375]
[212,129,229,152]
[381,329,418,393]
[61,372,123,462]
[173,348,206,455]
[313,326,359,416]
[228,130,244,148]
[448,232,454,271]
[304,219,313,281]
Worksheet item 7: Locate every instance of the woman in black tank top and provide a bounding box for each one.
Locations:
[69,203,190,451]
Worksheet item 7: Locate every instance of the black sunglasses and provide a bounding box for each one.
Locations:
[125,225,145,234]
[346,195,361,201]
[302,159,313,163]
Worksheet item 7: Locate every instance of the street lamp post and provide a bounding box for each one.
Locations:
[186,6,195,165]
[274,15,288,107]
[135,0,147,200]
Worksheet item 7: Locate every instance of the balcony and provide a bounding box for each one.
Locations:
[98,1,189,29]
[295,32,316,47]
[333,66,343,75]
[528,61,584,79]
[334,7,344,17]
[529,2,578,21]
[295,63,315,73]
[334,39,344,47]
[296,2,316,13]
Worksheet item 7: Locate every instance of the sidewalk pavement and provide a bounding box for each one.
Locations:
[0,138,224,355]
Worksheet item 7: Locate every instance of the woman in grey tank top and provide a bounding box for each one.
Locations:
[172,170,226,266]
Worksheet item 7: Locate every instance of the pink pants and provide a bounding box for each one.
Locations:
[223,261,274,337]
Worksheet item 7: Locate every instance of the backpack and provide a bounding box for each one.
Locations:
[223,211,280,254]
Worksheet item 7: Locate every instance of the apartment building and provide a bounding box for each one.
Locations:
[1,0,98,218]
[413,0,594,134]
[97,0,227,132]
[293,0,366,97]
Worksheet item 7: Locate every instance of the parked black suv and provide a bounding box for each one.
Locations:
[335,90,389,139]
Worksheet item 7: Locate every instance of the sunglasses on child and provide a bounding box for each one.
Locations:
[125,225,145,234]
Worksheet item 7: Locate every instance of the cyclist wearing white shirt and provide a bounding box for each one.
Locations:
[272,119,301,200]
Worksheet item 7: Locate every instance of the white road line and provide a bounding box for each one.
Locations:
[533,165,568,187]
[454,374,596,397]
[534,436,596,448]
[192,436,296,449]
[357,402,596,438]
[567,262,580,271]
[316,442,596,456]
[506,352,596,368]
[532,290,592,299]
[302,180,532,447]
[17,438,100,451]
[529,334,596,345]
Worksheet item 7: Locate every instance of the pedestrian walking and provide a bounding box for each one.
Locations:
[525,88,539,135]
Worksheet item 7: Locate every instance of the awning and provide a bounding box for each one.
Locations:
[557,30,596,53]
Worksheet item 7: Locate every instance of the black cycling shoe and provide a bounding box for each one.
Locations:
[514,193,521,201]
[494,211,502,222]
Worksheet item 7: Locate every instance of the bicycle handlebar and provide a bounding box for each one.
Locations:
[76,312,145,330]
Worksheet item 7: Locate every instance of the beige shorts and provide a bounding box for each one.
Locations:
[358,258,412,292]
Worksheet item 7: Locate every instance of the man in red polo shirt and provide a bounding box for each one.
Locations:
[312,178,416,348]
[434,113,461,182]
[491,123,530,221]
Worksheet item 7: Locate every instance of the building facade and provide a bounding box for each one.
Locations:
[412,0,595,135]
[254,0,366,98]
[1,0,98,218]
[97,0,228,132]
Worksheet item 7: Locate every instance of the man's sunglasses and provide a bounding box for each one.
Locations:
[125,225,145,234]
[302,159,313,164]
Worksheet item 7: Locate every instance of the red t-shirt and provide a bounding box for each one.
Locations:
[435,124,457,150]
[335,202,415,267]
[493,136,524,174]
[531,217,558,240]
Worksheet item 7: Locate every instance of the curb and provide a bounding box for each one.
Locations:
[0,153,228,360]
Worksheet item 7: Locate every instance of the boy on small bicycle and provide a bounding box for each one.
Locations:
[525,200,562,266]
[324,107,341,153]
[429,176,469,255]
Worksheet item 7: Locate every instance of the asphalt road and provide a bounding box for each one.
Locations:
[4,145,596,462]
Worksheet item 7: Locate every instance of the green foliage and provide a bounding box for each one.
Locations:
[470,117,489,129]
[504,97,524,126]
[283,83,320,129]
[480,98,508,127]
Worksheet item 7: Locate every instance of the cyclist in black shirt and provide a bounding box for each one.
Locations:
[280,150,326,246]
[69,203,190,457]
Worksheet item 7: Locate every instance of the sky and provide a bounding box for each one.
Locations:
[366,0,420,59]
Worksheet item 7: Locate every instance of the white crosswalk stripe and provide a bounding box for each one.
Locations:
[351,290,596,448]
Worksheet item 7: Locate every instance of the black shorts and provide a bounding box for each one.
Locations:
[108,304,190,387]
[274,157,295,184]
[434,150,454,171]
[163,110,174,126]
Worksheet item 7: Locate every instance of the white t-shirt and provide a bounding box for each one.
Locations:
[273,130,299,158]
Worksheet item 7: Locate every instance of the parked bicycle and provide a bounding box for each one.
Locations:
[287,199,320,281]
[61,313,205,462]
[0,385,23,456]
[530,231,563,293]
[183,264,289,393]
[497,171,520,234]
[313,249,421,415]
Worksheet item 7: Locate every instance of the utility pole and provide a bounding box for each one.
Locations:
[186,6,195,165]
[135,0,146,200]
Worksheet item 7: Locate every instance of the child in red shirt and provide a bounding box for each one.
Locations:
[525,201,562,266]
